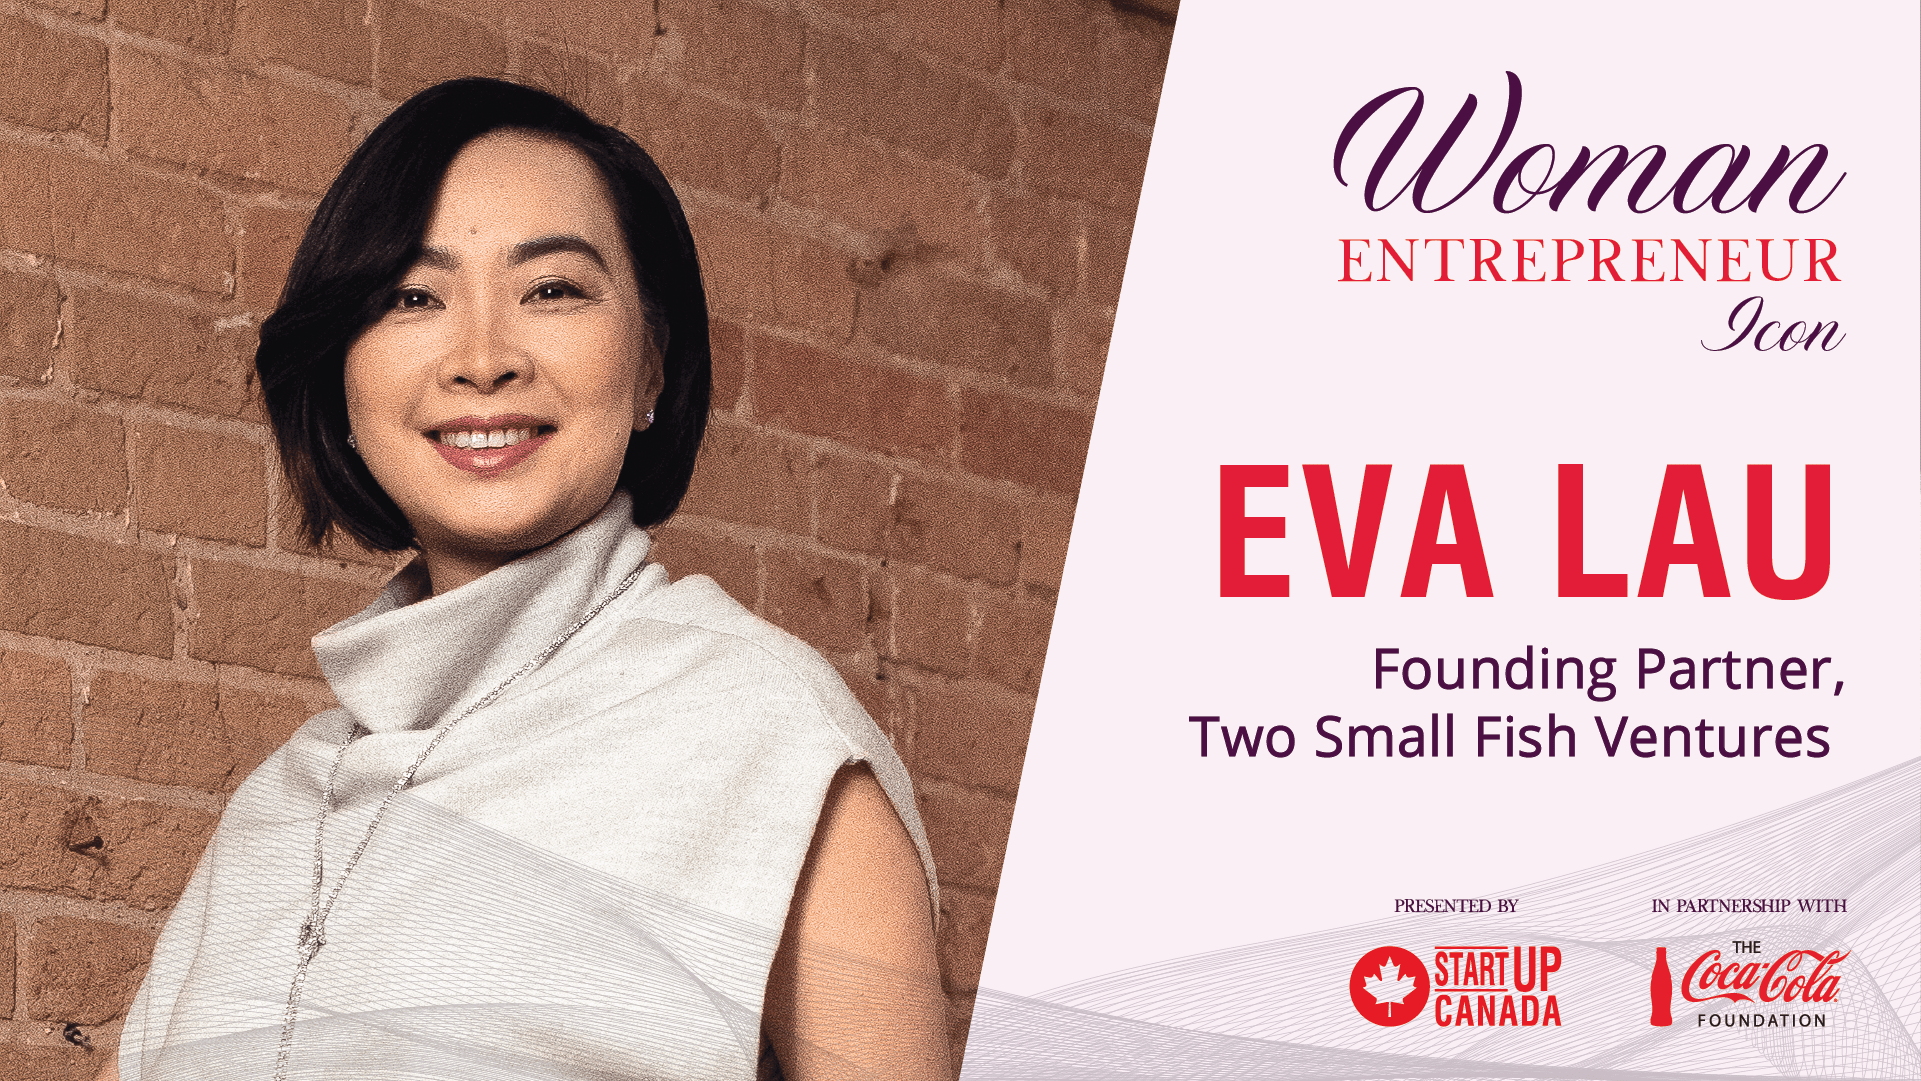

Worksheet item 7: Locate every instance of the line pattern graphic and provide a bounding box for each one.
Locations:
[961,759,1920,1080]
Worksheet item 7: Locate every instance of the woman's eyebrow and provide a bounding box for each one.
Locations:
[511,234,609,270]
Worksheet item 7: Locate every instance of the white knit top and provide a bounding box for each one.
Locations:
[118,493,935,1080]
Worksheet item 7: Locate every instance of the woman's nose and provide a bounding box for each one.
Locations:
[438,308,525,392]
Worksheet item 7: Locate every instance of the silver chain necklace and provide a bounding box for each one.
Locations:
[274,564,644,1081]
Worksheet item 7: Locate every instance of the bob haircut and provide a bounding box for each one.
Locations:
[258,77,711,551]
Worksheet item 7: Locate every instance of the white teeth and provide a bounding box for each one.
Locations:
[438,427,536,449]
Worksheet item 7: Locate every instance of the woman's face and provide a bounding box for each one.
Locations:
[344,131,660,591]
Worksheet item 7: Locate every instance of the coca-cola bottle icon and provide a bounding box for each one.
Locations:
[1650,947,1673,1026]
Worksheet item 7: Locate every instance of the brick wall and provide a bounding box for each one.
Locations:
[0,0,1170,1072]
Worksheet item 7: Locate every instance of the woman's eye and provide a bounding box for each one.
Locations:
[392,287,438,310]
[528,280,584,302]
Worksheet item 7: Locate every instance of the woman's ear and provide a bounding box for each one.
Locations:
[634,346,665,430]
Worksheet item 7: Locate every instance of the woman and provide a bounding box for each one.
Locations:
[102,78,950,1081]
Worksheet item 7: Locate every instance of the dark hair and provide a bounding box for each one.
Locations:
[258,77,711,551]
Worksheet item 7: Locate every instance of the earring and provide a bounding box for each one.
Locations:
[347,431,358,450]
[645,410,655,425]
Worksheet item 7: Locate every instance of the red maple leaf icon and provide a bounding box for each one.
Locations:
[1363,957,1418,1016]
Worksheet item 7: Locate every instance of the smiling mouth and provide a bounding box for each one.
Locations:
[426,424,557,475]
[434,425,549,449]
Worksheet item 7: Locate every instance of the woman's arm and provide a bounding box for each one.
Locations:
[763,764,952,1081]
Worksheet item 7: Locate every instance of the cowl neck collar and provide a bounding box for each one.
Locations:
[312,492,652,735]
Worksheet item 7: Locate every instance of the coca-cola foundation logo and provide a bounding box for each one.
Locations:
[1681,946,1846,1005]
[1650,941,1846,1026]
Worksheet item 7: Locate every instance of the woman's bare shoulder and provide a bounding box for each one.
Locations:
[764,764,952,1080]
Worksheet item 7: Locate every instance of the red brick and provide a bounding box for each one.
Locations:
[0,1045,94,1081]
[0,16,108,136]
[116,50,356,195]
[0,145,231,294]
[834,656,900,746]
[216,683,312,764]
[761,547,868,653]
[684,209,774,318]
[892,0,1002,73]
[64,289,258,418]
[0,651,71,769]
[814,452,892,556]
[25,917,153,1024]
[780,133,984,259]
[0,912,12,1017]
[428,0,657,62]
[116,0,235,52]
[0,1045,92,1081]
[375,1,512,103]
[658,0,804,112]
[937,883,995,991]
[975,589,1053,694]
[857,267,1052,386]
[516,40,622,126]
[233,0,373,86]
[239,202,311,307]
[0,401,126,514]
[890,573,1050,692]
[889,568,973,675]
[806,0,885,14]
[84,671,307,791]
[0,525,172,656]
[914,778,1011,892]
[1101,8,1174,124]
[752,337,961,464]
[35,0,105,19]
[0,144,53,257]
[647,521,756,608]
[189,560,375,676]
[1056,303,1112,399]
[84,670,204,780]
[990,190,1078,297]
[1003,0,1099,103]
[769,233,857,339]
[676,422,810,534]
[133,425,268,545]
[1020,103,1152,210]
[54,153,227,288]
[709,319,745,415]
[0,270,58,382]
[956,390,1092,494]
[624,79,782,204]
[812,34,1014,180]
[0,781,215,907]
[1018,493,1075,589]
[887,474,1019,584]
[1082,202,1136,306]
[910,680,1030,794]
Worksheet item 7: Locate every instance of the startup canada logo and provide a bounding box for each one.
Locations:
[1649,942,1844,1028]
[1350,945,1563,1028]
